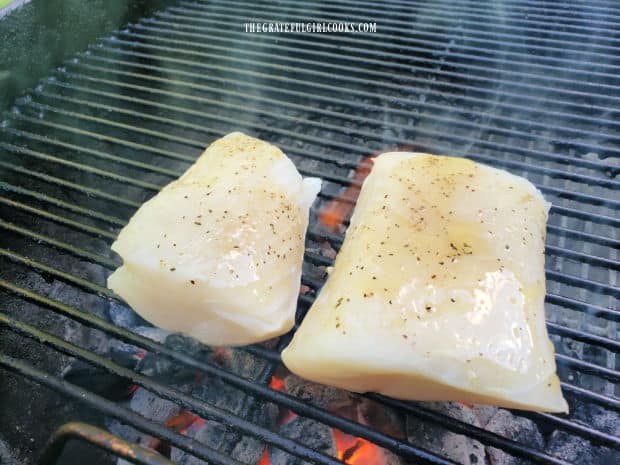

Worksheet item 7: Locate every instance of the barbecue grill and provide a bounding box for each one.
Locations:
[0,0,618,464]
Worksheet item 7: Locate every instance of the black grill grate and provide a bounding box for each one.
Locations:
[0,0,618,464]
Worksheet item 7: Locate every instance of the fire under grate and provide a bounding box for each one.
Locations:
[0,0,618,464]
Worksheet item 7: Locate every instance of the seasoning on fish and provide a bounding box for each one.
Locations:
[283,152,568,413]
[108,132,321,346]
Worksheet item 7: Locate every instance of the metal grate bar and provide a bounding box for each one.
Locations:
[545,226,619,250]
[5,179,616,325]
[210,0,620,27]
[143,23,618,79]
[261,0,620,23]
[22,101,203,151]
[48,70,620,188]
[373,393,620,451]
[147,13,614,87]
[365,0,620,15]
[544,270,618,298]
[525,409,620,448]
[225,0,620,24]
[0,196,117,241]
[555,354,620,383]
[26,70,605,193]
[26,84,620,214]
[12,115,194,163]
[83,36,620,129]
[0,280,589,464]
[107,27,620,100]
[60,61,620,183]
[0,142,160,192]
[4,215,616,362]
[183,0,620,55]
[0,182,125,227]
[5,119,618,284]
[394,0,618,12]
[70,48,617,192]
[6,128,179,179]
[546,206,619,228]
[545,293,620,323]
[545,246,619,271]
[494,0,620,12]
[182,1,620,44]
[0,355,247,465]
[0,220,118,269]
[164,19,618,81]
[0,315,358,465]
[0,249,115,300]
[548,322,620,355]
[3,131,183,179]
[246,343,620,448]
[432,7,620,26]
[0,160,141,209]
[125,26,618,142]
[95,33,620,119]
[3,240,618,396]
[1,3,618,464]
[559,383,620,411]
[6,118,618,269]
[0,123,620,247]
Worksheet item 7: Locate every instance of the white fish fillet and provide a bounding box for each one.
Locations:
[282,153,568,413]
[108,132,321,346]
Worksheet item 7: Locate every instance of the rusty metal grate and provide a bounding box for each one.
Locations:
[0,0,618,464]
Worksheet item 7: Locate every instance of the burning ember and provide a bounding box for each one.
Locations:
[259,376,386,465]
[318,155,375,232]
[333,429,384,465]
[148,411,204,448]
[270,376,298,427]
[257,448,270,465]
[148,411,205,456]
[318,146,425,232]
[270,375,287,392]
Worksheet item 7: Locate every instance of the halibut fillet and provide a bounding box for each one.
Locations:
[108,132,321,346]
[283,153,568,412]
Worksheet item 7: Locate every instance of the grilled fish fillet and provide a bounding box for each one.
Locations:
[108,132,321,346]
[282,153,568,412]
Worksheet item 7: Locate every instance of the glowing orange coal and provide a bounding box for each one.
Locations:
[270,376,297,427]
[256,448,270,465]
[164,411,205,433]
[260,376,385,465]
[333,429,384,465]
[256,429,383,465]
[318,155,375,231]
[149,411,205,454]
[318,145,428,232]
[269,375,286,392]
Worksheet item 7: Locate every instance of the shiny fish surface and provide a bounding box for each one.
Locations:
[283,152,568,412]
[108,132,321,346]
